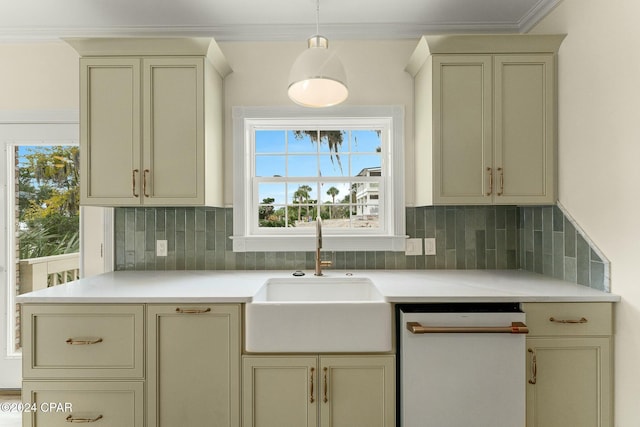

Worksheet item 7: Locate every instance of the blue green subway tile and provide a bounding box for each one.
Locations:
[552,232,564,279]
[525,251,534,271]
[264,251,277,269]
[185,250,197,270]
[406,254,417,270]
[591,249,603,263]
[506,225,518,251]
[355,252,366,269]
[445,249,457,269]
[255,252,266,270]
[542,226,553,256]
[445,209,456,249]
[506,250,518,269]
[543,253,554,277]
[224,251,236,270]
[590,261,605,291]
[485,208,496,250]
[185,209,196,233]
[533,231,543,273]
[435,206,446,230]
[506,207,517,231]
[455,209,466,258]
[144,251,156,270]
[365,252,376,269]
[155,208,166,232]
[495,206,506,230]
[533,207,543,231]
[145,208,155,234]
[165,209,176,250]
[195,208,206,232]
[465,250,477,269]
[195,234,206,269]
[564,257,577,283]
[496,229,507,269]
[552,205,564,232]
[204,249,216,269]
[175,208,186,232]
[424,255,435,269]
[396,251,408,270]
[345,251,356,269]
[542,206,552,232]
[486,249,497,269]
[375,252,386,269]
[435,251,446,269]
[465,225,476,250]
[476,230,486,269]
[424,208,436,238]
[235,252,247,270]
[215,208,226,233]
[384,251,395,269]
[244,252,256,270]
[205,231,216,251]
[576,234,590,286]
[564,219,576,257]
[135,209,145,232]
[406,207,416,237]
[205,209,216,232]
[215,232,226,254]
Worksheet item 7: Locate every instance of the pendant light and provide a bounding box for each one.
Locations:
[288,0,348,108]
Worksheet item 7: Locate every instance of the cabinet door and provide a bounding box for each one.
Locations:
[242,356,318,427]
[319,356,395,427]
[526,337,612,427]
[432,55,493,204]
[142,58,204,205]
[147,304,240,427]
[494,55,555,204]
[80,58,141,205]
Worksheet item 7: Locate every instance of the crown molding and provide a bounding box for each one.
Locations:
[519,0,563,33]
[0,21,524,44]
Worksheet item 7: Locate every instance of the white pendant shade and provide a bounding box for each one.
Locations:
[288,36,348,108]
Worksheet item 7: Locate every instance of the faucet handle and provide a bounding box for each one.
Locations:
[319,260,333,268]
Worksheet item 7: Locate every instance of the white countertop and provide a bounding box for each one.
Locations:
[16,269,620,304]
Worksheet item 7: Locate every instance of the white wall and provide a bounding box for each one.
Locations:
[218,40,416,206]
[531,1,640,424]
[0,42,78,109]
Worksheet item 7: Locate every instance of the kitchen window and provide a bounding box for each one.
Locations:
[232,106,405,252]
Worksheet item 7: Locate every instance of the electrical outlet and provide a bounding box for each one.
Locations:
[405,238,423,256]
[156,240,168,257]
[424,238,436,255]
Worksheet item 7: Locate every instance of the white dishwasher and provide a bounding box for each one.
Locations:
[398,303,528,427]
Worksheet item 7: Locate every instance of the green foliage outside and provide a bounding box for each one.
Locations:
[18,146,80,259]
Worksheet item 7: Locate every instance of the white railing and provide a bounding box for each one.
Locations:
[19,253,80,294]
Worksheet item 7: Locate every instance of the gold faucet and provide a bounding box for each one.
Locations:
[315,217,332,276]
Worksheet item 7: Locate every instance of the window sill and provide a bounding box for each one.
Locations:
[231,235,407,252]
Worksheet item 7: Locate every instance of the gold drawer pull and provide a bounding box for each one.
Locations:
[132,169,139,198]
[527,348,537,385]
[406,321,529,334]
[486,167,493,196]
[549,317,588,324]
[143,169,150,198]
[323,367,329,403]
[309,367,315,403]
[175,307,212,314]
[65,338,103,345]
[65,414,103,423]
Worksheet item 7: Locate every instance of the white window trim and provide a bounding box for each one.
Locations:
[232,105,406,252]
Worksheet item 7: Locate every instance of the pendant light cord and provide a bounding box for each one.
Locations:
[315,0,320,36]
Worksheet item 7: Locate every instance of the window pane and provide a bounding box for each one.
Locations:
[256,155,285,177]
[353,207,380,228]
[288,183,317,223]
[319,155,347,177]
[288,130,318,153]
[256,130,285,153]
[351,155,381,177]
[318,130,347,154]
[351,130,382,153]
[258,183,286,205]
[259,203,288,227]
[287,155,318,177]
[319,183,350,204]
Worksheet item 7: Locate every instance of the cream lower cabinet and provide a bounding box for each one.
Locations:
[21,304,145,427]
[522,303,613,427]
[147,304,241,427]
[242,355,395,427]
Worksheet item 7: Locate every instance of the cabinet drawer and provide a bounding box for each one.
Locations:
[22,305,144,379]
[522,303,612,336]
[22,381,143,427]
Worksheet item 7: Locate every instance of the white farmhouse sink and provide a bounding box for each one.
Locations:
[245,276,392,353]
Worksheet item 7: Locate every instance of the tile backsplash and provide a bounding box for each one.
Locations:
[114,204,608,291]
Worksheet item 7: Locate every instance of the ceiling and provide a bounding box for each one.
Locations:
[0,0,562,42]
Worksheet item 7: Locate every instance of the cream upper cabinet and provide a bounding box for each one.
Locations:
[522,303,613,427]
[408,35,565,205]
[242,355,395,427]
[70,38,230,207]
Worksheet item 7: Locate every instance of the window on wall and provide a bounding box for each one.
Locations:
[232,106,405,252]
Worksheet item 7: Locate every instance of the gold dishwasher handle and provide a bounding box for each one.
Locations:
[65,337,103,345]
[406,321,529,334]
[65,414,103,423]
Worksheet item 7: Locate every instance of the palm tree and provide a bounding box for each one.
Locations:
[326,186,340,219]
[293,185,312,221]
